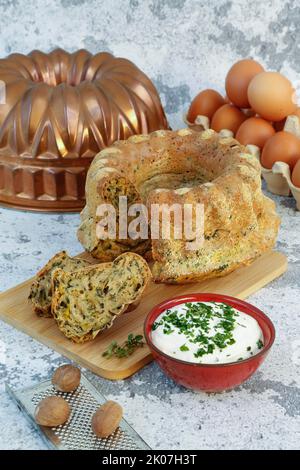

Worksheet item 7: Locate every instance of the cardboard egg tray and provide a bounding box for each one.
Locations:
[184,113,300,210]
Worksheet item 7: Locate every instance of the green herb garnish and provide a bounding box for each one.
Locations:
[180,344,189,352]
[154,301,240,359]
[257,339,264,350]
[151,321,161,331]
[102,334,144,359]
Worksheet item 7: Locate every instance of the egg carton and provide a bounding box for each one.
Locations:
[184,112,300,210]
[183,113,234,138]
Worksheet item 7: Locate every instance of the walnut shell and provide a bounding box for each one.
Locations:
[34,396,70,427]
[52,364,81,392]
[92,401,123,438]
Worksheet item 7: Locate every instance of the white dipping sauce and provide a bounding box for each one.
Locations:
[151,301,264,364]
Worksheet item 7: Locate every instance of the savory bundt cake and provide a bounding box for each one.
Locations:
[0,49,168,211]
[78,128,280,283]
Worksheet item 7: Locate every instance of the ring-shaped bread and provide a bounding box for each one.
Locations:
[78,128,280,283]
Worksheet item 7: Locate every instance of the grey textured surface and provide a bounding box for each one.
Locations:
[1,193,300,450]
[0,0,300,450]
[2,0,300,130]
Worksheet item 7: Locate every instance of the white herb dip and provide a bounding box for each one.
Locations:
[151,301,264,364]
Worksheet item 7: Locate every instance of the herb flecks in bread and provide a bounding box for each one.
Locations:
[78,129,280,283]
[29,251,90,317]
[51,252,151,343]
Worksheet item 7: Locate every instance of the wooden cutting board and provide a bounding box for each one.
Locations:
[0,251,287,380]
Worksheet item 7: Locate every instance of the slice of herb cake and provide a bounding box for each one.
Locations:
[51,252,151,343]
[29,251,90,317]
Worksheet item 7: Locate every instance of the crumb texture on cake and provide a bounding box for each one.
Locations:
[78,129,280,283]
[29,251,90,317]
[51,252,151,343]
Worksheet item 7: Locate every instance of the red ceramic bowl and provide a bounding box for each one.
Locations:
[144,293,275,393]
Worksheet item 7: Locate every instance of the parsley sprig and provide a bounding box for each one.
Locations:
[102,334,144,359]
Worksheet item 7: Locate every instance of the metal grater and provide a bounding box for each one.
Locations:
[6,375,150,450]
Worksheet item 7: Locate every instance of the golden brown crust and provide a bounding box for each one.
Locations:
[78,129,280,283]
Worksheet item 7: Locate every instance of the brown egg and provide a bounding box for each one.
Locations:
[235,117,275,148]
[187,89,225,122]
[211,104,247,134]
[225,59,264,108]
[248,72,296,121]
[261,131,300,169]
[291,159,300,187]
[276,107,300,131]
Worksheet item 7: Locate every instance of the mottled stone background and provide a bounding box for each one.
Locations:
[1,0,300,129]
[0,0,300,451]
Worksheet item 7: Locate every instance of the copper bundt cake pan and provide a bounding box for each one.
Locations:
[0,49,169,212]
